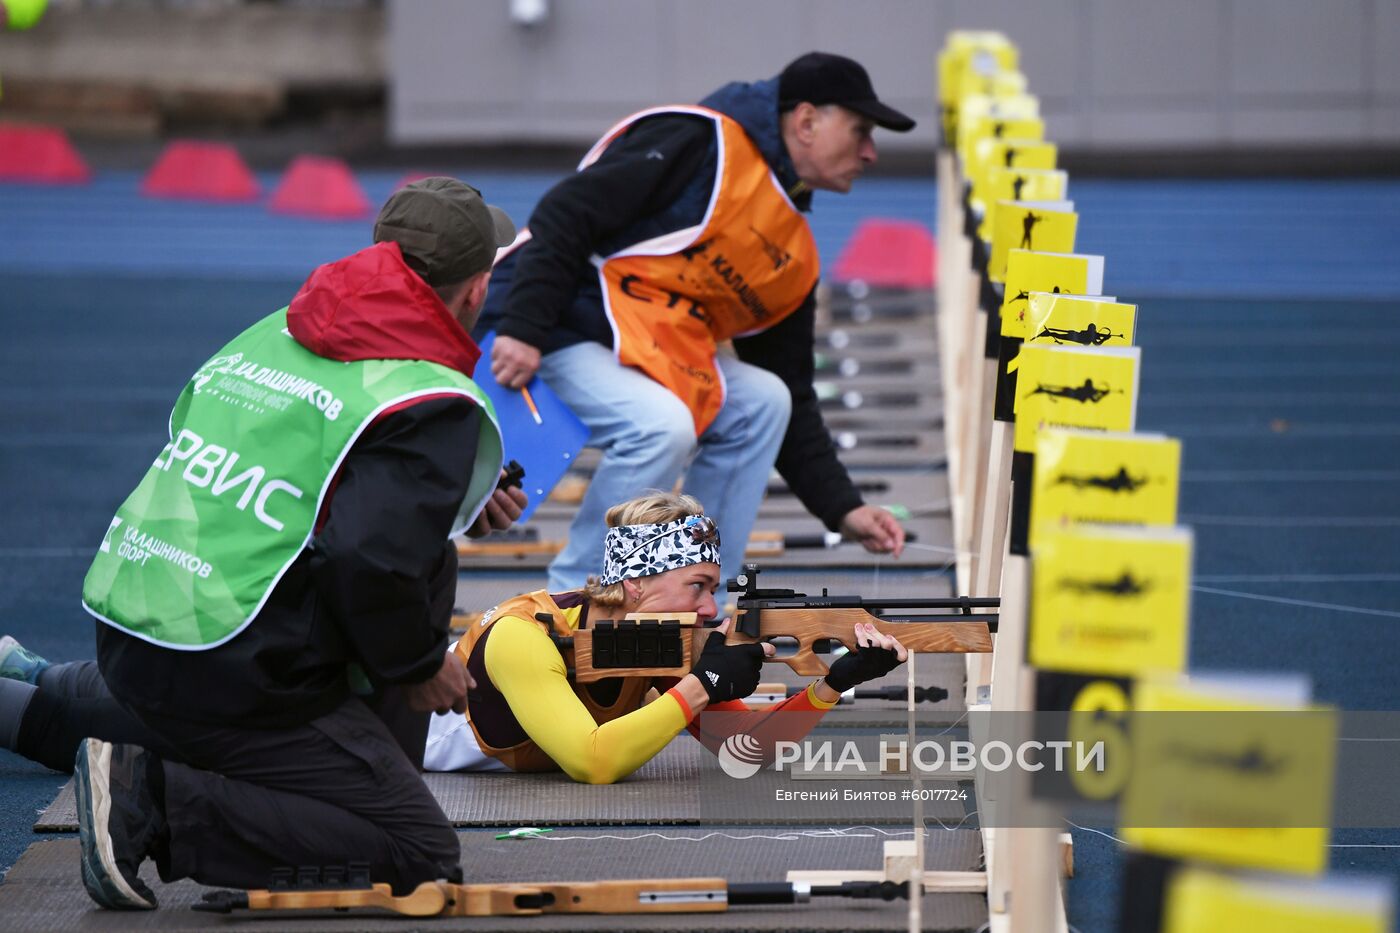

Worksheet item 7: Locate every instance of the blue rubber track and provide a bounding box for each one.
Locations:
[5,173,1400,299]
[3,172,1399,930]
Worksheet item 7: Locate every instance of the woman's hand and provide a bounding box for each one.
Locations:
[821,622,908,696]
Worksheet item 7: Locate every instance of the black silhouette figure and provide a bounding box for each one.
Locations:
[1011,175,1027,201]
[1003,147,1019,168]
[1164,742,1285,777]
[1034,322,1120,346]
[1025,378,1113,404]
[1020,211,1043,248]
[1056,571,1150,598]
[1052,466,1149,494]
[992,121,1007,138]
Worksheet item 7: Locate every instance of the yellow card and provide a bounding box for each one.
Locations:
[1025,294,1136,348]
[963,69,1028,102]
[977,138,1058,172]
[1030,525,1192,676]
[979,168,1068,239]
[960,119,1044,175]
[939,33,1020,139]
[1121,677,1336,875]
[968,134,1052,208]
[1013,345,1138,453]
[999,250,1103,337]
[989,201,1076,283]
[1030,428,1179,547]
[1163,868,1393,933]
[958,102,1041,166]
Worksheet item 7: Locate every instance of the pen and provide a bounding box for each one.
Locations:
[520,386,542,425]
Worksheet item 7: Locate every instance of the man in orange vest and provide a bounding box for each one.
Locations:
[483,52,914,590]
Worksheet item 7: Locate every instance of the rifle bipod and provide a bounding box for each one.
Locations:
[194,875,910,918]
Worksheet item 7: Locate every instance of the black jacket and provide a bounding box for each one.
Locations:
[99,244,489,728]
[476,77,864,531]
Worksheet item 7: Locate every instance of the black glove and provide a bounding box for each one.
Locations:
[691,630,767,703]
[824,641,902,694]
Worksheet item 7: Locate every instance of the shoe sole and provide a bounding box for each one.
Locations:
[75,738,156,910]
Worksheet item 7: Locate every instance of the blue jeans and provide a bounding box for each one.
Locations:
[538,341,792,591]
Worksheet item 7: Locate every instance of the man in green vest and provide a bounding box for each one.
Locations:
[73,177,523,910]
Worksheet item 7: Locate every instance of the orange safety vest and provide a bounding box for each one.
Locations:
[584,106,821,435]
[453,590,652,773]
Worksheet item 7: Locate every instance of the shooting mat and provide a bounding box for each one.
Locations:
[0,829,986,931]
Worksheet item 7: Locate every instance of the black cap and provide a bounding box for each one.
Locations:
[373,177,516,286]
[778,52,915,133]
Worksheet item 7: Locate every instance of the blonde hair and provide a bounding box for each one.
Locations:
[583,491,705,607]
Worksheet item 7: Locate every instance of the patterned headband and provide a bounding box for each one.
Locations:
[600,515,722,586]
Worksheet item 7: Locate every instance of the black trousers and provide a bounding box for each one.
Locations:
[26,661,433,774]
[134,696,459,893]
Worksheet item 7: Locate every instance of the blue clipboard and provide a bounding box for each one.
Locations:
[476,332,590,524]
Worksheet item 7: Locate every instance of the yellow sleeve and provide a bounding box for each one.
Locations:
[484,615,690,784]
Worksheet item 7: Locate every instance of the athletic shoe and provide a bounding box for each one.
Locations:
[74,738,161,910]
[0,635,50,685]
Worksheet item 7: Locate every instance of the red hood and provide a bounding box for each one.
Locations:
[286,241,481,376]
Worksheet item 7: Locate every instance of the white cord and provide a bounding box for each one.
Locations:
[1064,819,1126,845]
[1191,585,1400,619]
[1063,821,1400,850]
[902,541,977,559]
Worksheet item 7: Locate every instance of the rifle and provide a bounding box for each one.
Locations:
[557,565,996,683]
[728,564,998,676]
[193,865,908,918]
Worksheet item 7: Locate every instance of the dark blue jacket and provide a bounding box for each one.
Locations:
[479,78,861,531]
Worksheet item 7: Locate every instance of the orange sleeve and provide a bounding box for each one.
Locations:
[686,682,836,761]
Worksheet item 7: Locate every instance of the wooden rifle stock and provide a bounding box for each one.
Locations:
[196,877,907,917]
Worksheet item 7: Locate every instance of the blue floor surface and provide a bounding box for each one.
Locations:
[3,171,1399,929]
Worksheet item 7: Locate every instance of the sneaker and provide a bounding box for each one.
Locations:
[0,635,50,685]
[74,738,162,910]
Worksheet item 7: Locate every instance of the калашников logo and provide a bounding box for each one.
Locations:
[717,733,765,779]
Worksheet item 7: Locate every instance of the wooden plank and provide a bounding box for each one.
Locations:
[973,421,1015,600]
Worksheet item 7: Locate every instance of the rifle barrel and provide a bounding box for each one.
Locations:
[740,597,999,612]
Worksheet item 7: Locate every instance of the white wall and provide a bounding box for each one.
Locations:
[390,0,1400,153]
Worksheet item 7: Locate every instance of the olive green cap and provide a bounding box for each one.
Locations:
[373,176,516,286]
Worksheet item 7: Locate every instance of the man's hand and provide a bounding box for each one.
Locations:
[491,335,542,389]
[839,504,906,557]
[405,651,475,715]
[466,481,528,538]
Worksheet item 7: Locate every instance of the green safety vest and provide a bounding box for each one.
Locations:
[82,308,503,650]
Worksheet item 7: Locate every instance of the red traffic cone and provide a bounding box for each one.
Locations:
[0,124,90,184]
[141,140,259,202]
[268,155,371,220]
[831,219,937,289]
